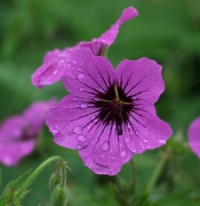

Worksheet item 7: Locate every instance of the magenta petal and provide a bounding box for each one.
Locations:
[46,95,133,175]
[116,58,164,104]
[61,48,114,95]
[122,104,172,154]
[0,116,34,166]
[78,7,138,56]
[31,49,70,89]
[0,141,34,166]
[0,116,25,142]
[94,7,138,46]
[79,125,133,175]
[46,95,97,149]
[188,117,200,158]
[23,99,57,134]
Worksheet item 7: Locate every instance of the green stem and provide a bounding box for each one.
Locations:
[16,156,64,199]
[13,194,22,206]
[145,153,169,194]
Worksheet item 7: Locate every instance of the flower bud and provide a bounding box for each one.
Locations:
[50,185,68,206]
[49,173,62,192]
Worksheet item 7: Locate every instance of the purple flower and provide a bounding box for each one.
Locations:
[188,117,200,158]
[31,7,138,89]
[46,48,172,175]
[0,99,56,166]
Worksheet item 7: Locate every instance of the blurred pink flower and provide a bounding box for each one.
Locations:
[0,99,56,166]
[46,48,172,175]
[188,117,200,158]
[31,7,138,89]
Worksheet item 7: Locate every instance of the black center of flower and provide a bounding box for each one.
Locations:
[93,83,133,135]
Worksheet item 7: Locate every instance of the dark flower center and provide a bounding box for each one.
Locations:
[92,83,133,135]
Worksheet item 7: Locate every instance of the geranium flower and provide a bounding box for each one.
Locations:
[0,99,56,166]
[188,117,200,158]
[31,7,138,89]
[46,48,172,175]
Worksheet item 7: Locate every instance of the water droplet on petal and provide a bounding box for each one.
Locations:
[135,130,139,135]
[143,138,149,143]
[121,150,127,158]
[125,138,130,143]
[158,139,166,144]
[53,70,58,75]
[77,135,86,142]
[73,126,82,134]
[101,142,109,151]
[77,145,83,149]
[77,73,85,79]
[80,104,87,108]
[51,129,58,135]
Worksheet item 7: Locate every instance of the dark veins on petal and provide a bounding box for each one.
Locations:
[92,82,133,135]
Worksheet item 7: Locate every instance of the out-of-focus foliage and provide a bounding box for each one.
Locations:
[0,0,200,205]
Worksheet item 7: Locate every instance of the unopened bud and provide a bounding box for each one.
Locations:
[49,173,62,192]
[50,185,68,206]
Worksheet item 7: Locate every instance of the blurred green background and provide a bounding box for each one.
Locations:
[0,0,200,205]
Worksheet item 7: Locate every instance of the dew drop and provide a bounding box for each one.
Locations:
[77,135,86,142]
[80,104,87,108]
[143,138,149,143]
[77,73,85,79]
[158,139,166,144]
[121,150,127,158]
[101,142,109,151]
[51,129,58,135]
[125,138,130,143]
[135,130,139,135]
[91,116,98,122]
[73,126,82,134]
[77,145,83,149]
[53,70,58,75]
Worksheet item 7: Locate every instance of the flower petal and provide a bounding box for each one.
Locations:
[0,116,25,142]
[0,141,34,166]
[116,58,164,104]
[62,48,114,96]
[31,49,70,89]
[122,103,172,153]
[78,7,138,55]
[94,7,138,45]
[23,99,56,135]
[188,117,200,158]
[0,116,35,166]
[46,95,133,175]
